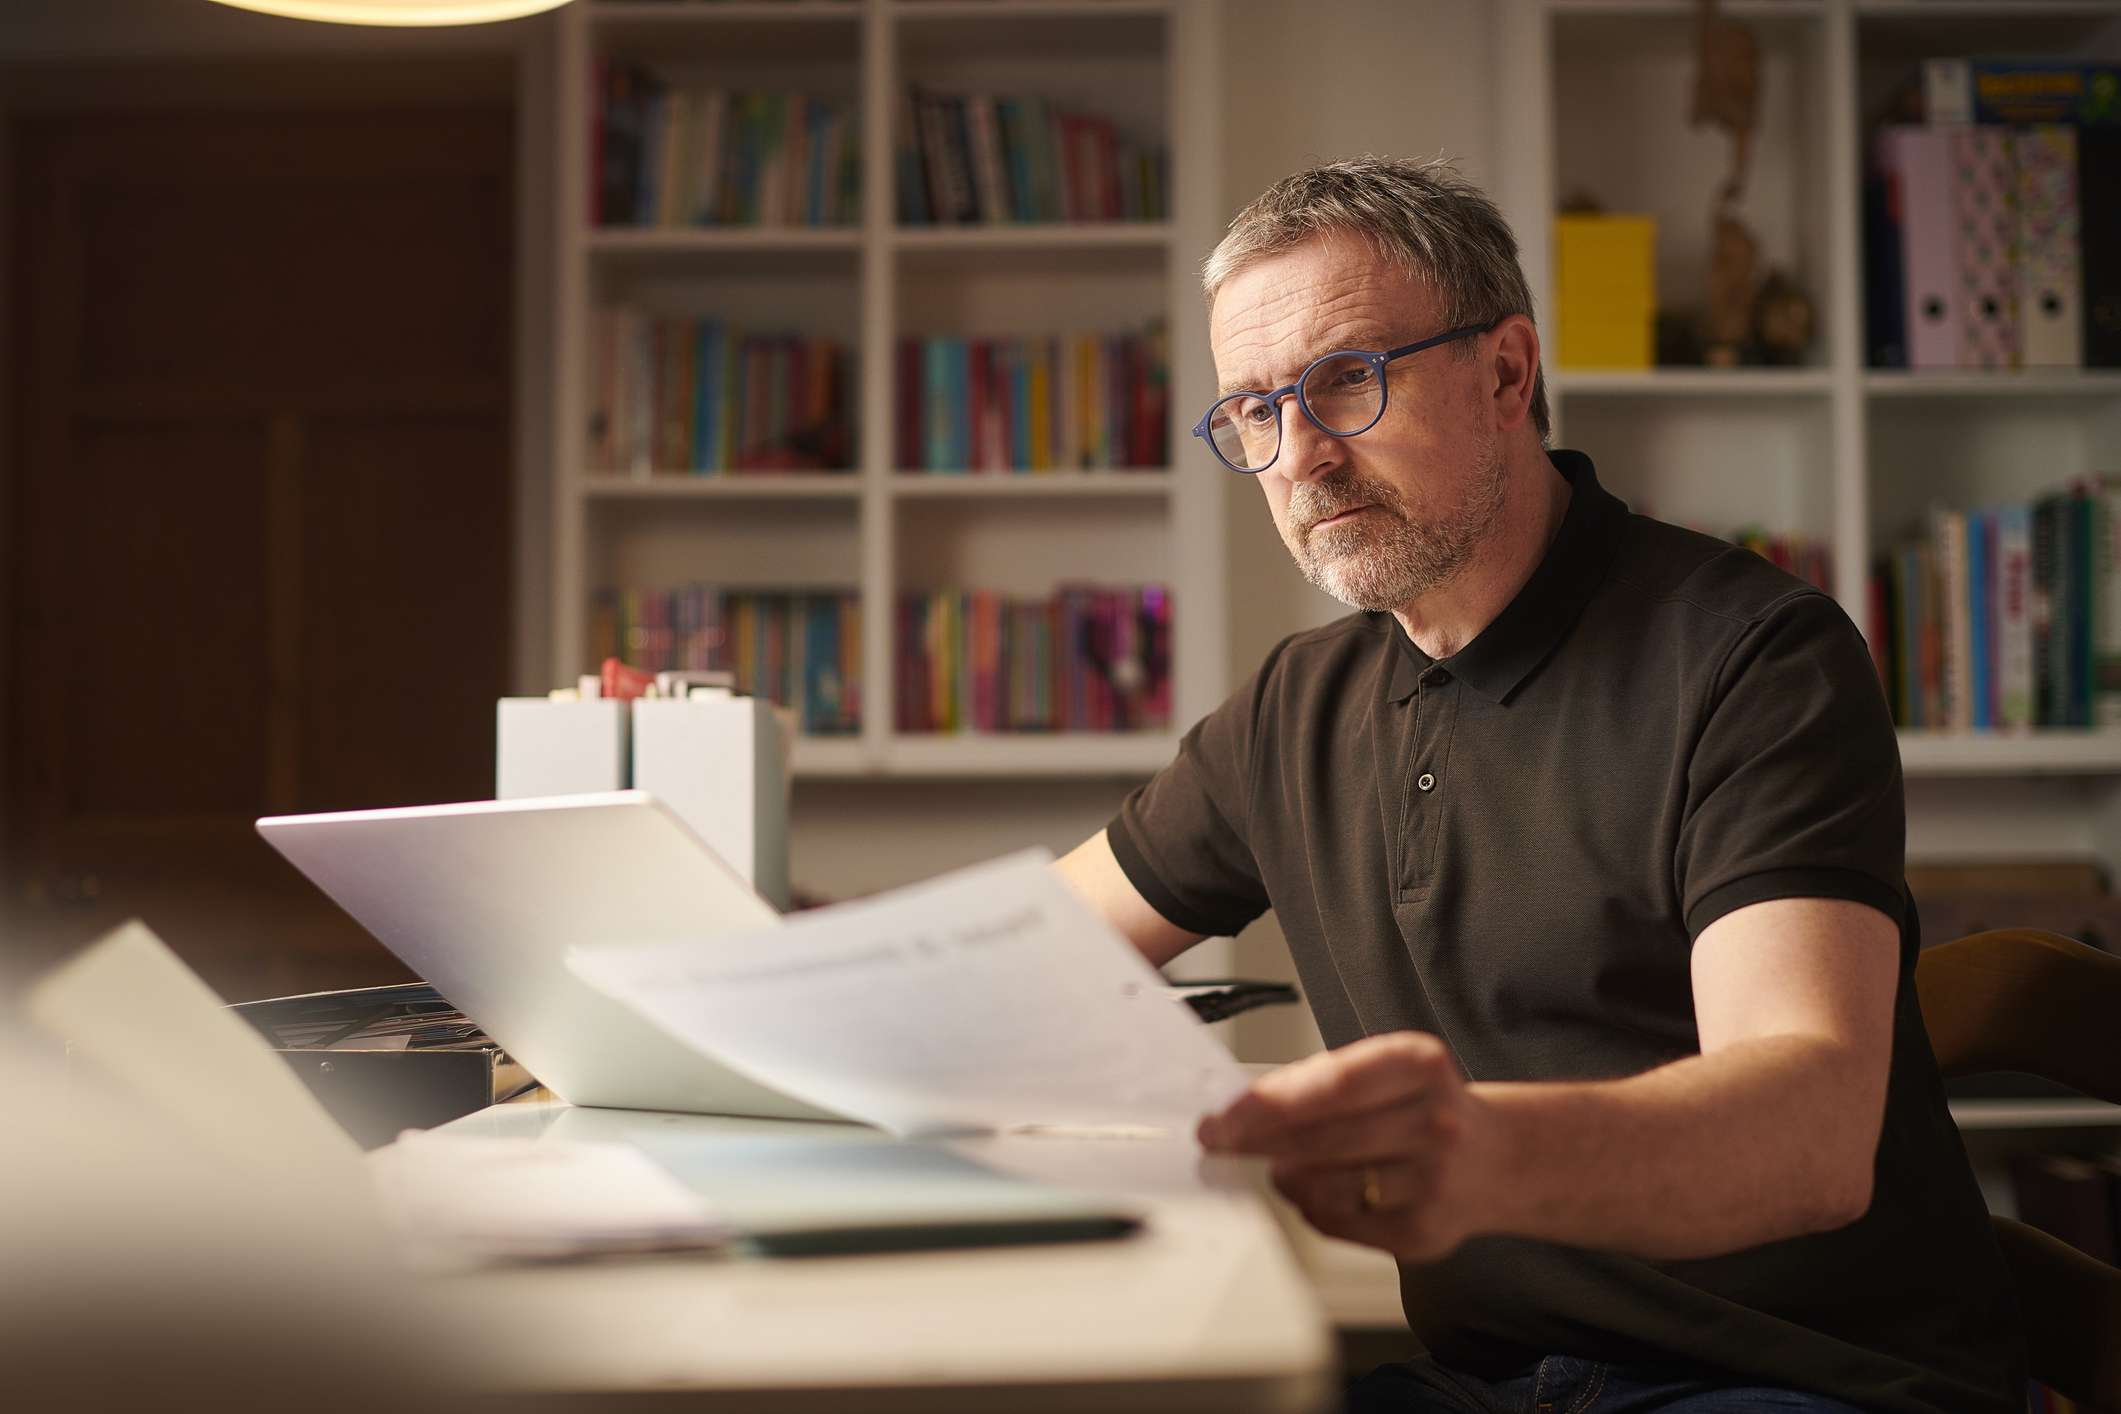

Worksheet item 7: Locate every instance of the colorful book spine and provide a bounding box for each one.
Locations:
[2100,481,2121,726]
[1934,507,1971,729]
[1996,503,2036,729]
[2016,126,2084,369]
[1949,127,2018,370]
[1968,508,1992,730]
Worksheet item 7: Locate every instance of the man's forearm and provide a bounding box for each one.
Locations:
[1466,1035,1881,1260]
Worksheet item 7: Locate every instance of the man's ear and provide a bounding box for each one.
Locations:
[1488,315,1540,433]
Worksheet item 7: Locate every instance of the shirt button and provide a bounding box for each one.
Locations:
[1428,669,1451,686]
[1417,772,1436,792]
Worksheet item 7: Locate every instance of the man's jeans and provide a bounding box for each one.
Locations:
[1345,1353,1879,1413]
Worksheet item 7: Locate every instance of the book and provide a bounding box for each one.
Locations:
[2099,481,2121,727]
[1922,59,2121,127]
[2034,496,2060,726]
[1949,128,2017,369]
[1996,503,2037,729]
[1864,165,1907,367]
[1968,508,1992,730]
[2082,129,2121,367]
[1877,127,1960,369]
[1935,507,1972,729]
[2069,491,2097,727]
[2016,126,2084,369]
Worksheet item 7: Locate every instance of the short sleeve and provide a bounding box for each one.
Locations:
[1677,590,1908,940]
[1106,660,1274,940]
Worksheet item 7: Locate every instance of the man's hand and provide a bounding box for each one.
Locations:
[1197,1031,1503,1263]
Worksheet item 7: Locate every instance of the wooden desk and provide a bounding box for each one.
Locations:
[427,1100,1336,1412]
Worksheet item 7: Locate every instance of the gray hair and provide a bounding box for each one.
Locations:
[1202,155,1550,442]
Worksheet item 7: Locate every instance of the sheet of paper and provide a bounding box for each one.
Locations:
[367,1132,732,1268]
[566,849,1253,1138]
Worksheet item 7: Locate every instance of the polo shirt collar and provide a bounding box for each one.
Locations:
[1384,449,1623,705]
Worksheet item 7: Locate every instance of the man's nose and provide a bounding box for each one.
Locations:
[1273,394,1343,485]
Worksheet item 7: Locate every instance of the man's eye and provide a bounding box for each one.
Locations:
[1241,402,1275,425]
[1332,365,1375,388]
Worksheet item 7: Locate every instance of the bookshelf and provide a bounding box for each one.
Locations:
[1498,0,2121,765]
[1495,0,2121,1174]
[547,0,1227,783]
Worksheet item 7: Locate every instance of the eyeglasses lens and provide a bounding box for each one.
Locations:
[1208,353,1385,472]
[1302,354,1383,435]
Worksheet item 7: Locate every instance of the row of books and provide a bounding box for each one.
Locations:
[898,88,1166,226]
[1869,482,2121,732]
[593,64,860,228]
[588,314,856,474]
[894,328,1169,473]
[1867,66,2119,369]
[590,587,862,736]
[896,586,1171,734]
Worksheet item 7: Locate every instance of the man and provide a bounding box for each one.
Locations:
[1054,158,2023,1414]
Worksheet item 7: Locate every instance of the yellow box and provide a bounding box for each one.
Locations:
[1555,214,1656,369]
[1556,214,1657,304]
[1557,317,1653,370]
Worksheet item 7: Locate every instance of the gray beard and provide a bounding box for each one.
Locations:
[1284,447,1508,613]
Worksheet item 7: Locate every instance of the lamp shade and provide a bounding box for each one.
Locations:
[205,0,573,25]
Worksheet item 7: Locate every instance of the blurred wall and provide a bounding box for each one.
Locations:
[0,0,558,703]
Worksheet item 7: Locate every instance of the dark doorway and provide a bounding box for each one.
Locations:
[5,94,515,1000]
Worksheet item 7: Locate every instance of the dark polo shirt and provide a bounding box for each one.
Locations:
[1108,450,2023,1414]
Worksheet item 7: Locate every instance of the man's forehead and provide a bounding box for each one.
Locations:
[1210,241,1434,388]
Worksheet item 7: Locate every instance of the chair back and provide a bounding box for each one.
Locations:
[1915,929,2121,1411]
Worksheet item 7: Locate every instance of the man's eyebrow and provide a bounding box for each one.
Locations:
[1217,329,1400,397]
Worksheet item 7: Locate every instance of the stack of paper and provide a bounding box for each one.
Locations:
[566,849,1254,1139]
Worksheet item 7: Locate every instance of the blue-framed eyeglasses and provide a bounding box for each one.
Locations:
[1192,321,1496,475]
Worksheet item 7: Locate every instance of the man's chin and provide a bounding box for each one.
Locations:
[1302,559,1403,613]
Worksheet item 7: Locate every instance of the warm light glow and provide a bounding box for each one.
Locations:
[204,0,574,26]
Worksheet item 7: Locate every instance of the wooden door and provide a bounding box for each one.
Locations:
[5,103,513,1000]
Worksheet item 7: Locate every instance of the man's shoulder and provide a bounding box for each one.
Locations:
[1604,509,1829,633]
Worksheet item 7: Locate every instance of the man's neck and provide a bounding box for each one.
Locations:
[1392,447,1572,661]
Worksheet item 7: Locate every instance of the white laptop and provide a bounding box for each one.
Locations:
[256,791,842,1123]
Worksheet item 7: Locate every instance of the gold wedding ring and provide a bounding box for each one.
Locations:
[1359,1166,1385,1213]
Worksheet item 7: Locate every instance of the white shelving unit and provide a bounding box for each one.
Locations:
[1496,0,2121,1179]
[1499,0,2121,773]
[546,0,1227,784]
